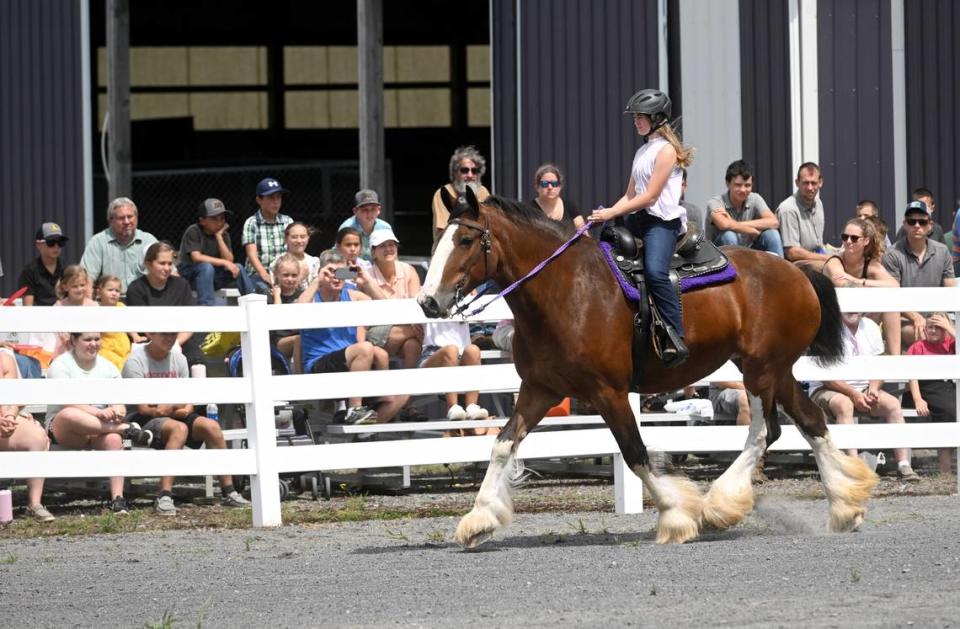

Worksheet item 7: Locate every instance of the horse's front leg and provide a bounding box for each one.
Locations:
[454,382,559,549]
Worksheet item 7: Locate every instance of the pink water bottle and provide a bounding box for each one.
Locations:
[0,489,13,523]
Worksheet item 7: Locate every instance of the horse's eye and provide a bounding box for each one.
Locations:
[460,237,474,247]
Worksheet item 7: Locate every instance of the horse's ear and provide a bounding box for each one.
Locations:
[464,183,480,211]
[440,187,457,213]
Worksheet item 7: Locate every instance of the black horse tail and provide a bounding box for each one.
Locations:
[802,266,845,367]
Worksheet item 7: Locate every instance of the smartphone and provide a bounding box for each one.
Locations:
[334,267,358,280]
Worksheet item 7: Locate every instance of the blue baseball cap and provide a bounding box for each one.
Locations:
[256,177,287,196]
[904,200,929,216]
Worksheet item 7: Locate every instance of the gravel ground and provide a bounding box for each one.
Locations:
[2,463,959,628]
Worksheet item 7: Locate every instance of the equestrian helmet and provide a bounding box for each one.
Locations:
[624,88,672,129]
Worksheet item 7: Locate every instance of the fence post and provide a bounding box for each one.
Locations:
[239,294,282,526]
[613,454,644,514]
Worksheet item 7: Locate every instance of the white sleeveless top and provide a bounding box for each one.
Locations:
[631,137,686,229]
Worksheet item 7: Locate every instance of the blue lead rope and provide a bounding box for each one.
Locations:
[457,219,596,318]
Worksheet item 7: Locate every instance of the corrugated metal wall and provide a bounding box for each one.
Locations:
[739,0,792,207]
[905,0,960,223]
[817,0,896,241]
[492,0,659,207]
[0,0,86,297]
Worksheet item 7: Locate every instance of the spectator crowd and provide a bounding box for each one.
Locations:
[1,146,957,521]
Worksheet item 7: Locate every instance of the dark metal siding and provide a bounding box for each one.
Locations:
[492,0,659,204]
[739,0,792,207]
[491,0,519,197]
[817,0,895,240]
[905,0,960,222]
[0,0,86,297]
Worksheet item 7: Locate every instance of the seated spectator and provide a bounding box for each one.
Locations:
[882,201,956,350]
[491,319,514,353]
[0,347,54,521]
[95,275,142,371]
[807,312,919,481]
[122,332,251,515]
[777,162,831,266]
[337,189,393,262]
[125,242,205,368]
[531,163,585,229]
[270,254,304,372]
[51,264,99,360]
[821,217,901,353]
[367,229,423,369]
[299,250,408,425]
[178,198,256,305]
[243,177,294,294]
[854,200,892,249]
[432,145,491,249]
[708,382,751,426]
[706,159,783,256]
[894,187,947,245]
[80,197,158,293]
[269,222,320,291]
[334,227,385,300]
[17,222,68,306]
[903,313,956,475]
[46,332,152,514]
[679,169,704,233]
[419,321,489,423]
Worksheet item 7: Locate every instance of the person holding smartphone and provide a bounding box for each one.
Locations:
[588,88,695,367]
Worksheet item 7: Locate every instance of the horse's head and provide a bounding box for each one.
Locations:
[418,185,496,318]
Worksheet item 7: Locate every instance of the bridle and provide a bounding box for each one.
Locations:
[447,215,494,316]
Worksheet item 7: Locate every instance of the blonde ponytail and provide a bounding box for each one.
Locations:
[656,125,695,170]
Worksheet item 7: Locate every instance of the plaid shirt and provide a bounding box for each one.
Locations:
[242,210,293,275]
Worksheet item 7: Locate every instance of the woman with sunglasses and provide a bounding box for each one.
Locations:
[531,164,585,229]
[588,89,695,367]
[822,217,901,353]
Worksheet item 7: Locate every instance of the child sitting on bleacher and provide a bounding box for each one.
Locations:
[270,253,303,373]
[95,274,142,371]
[419,321,489,424]
[903,313,956,475]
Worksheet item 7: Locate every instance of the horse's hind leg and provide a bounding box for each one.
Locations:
[703,390,779,531]
[596,390,702,544]
[778,376,878,532]
[454,382,558,549]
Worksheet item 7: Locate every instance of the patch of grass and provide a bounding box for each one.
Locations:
[425,529,446,545]
[244,536,254,552]
[649,584,658,596]
[540,531,564,544]
[1,553,18,564]
[850,567,862,583]
[384,528,410,543]
[144,610,176,629]
[568,518,588,535]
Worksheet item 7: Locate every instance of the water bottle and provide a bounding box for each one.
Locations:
[206,403,219,423]
[0,489,13,524]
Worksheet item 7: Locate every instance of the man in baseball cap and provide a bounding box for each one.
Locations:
[16,222,69,305]
[179,198,256,305]
[337,188,393,261]
[243,177,294,293]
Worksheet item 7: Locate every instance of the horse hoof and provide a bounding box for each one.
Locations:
[828,503,866,533]
[454,507,504,548]
[656,508,700,544]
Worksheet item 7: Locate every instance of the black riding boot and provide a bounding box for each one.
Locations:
[660,325,689,368]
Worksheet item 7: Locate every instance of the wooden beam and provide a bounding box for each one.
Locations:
[357,0,387,219]
[106,0,131,200]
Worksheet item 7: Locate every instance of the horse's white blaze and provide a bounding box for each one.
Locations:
[420,225,457,298]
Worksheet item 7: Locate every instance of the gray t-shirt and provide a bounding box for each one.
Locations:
[881,238,954,289]
[777,192,825,252]
[122,342,190,379]
[177,223,232,269]
[705,191,771,243]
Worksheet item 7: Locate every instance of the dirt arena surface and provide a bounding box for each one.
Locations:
[2,469,958,628]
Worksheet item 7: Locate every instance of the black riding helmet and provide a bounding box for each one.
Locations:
[624,88,671,134]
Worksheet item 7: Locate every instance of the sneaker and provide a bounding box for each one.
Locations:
[399,406,430,422]
[897,465,921,482]
[26,504,55,522]
[222,490,251,508]
[124,422,154,448]
[344,406,378,425]
[332,409,347,424]
[110,496,129,515]
[154,494,177,516]
[446,404,467,421]
[465,404,489,421]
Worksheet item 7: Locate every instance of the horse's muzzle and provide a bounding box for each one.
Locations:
[418,294,447,319]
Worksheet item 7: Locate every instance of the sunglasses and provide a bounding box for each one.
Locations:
[906,218,930,226]
[44,240,65,247]
[840,233,861,243]
[458,167,480,175]
[539,180,561,188]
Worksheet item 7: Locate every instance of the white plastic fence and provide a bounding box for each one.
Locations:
[1,287,959,526]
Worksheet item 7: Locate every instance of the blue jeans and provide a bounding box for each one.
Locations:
[714,228,784,257]
[14,352,42,379]
[179,262,257,305]
[625,213,685,337]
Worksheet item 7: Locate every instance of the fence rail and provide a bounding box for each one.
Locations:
[2,287,959,526]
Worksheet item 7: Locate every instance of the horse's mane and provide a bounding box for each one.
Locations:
[482,195,574,240]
